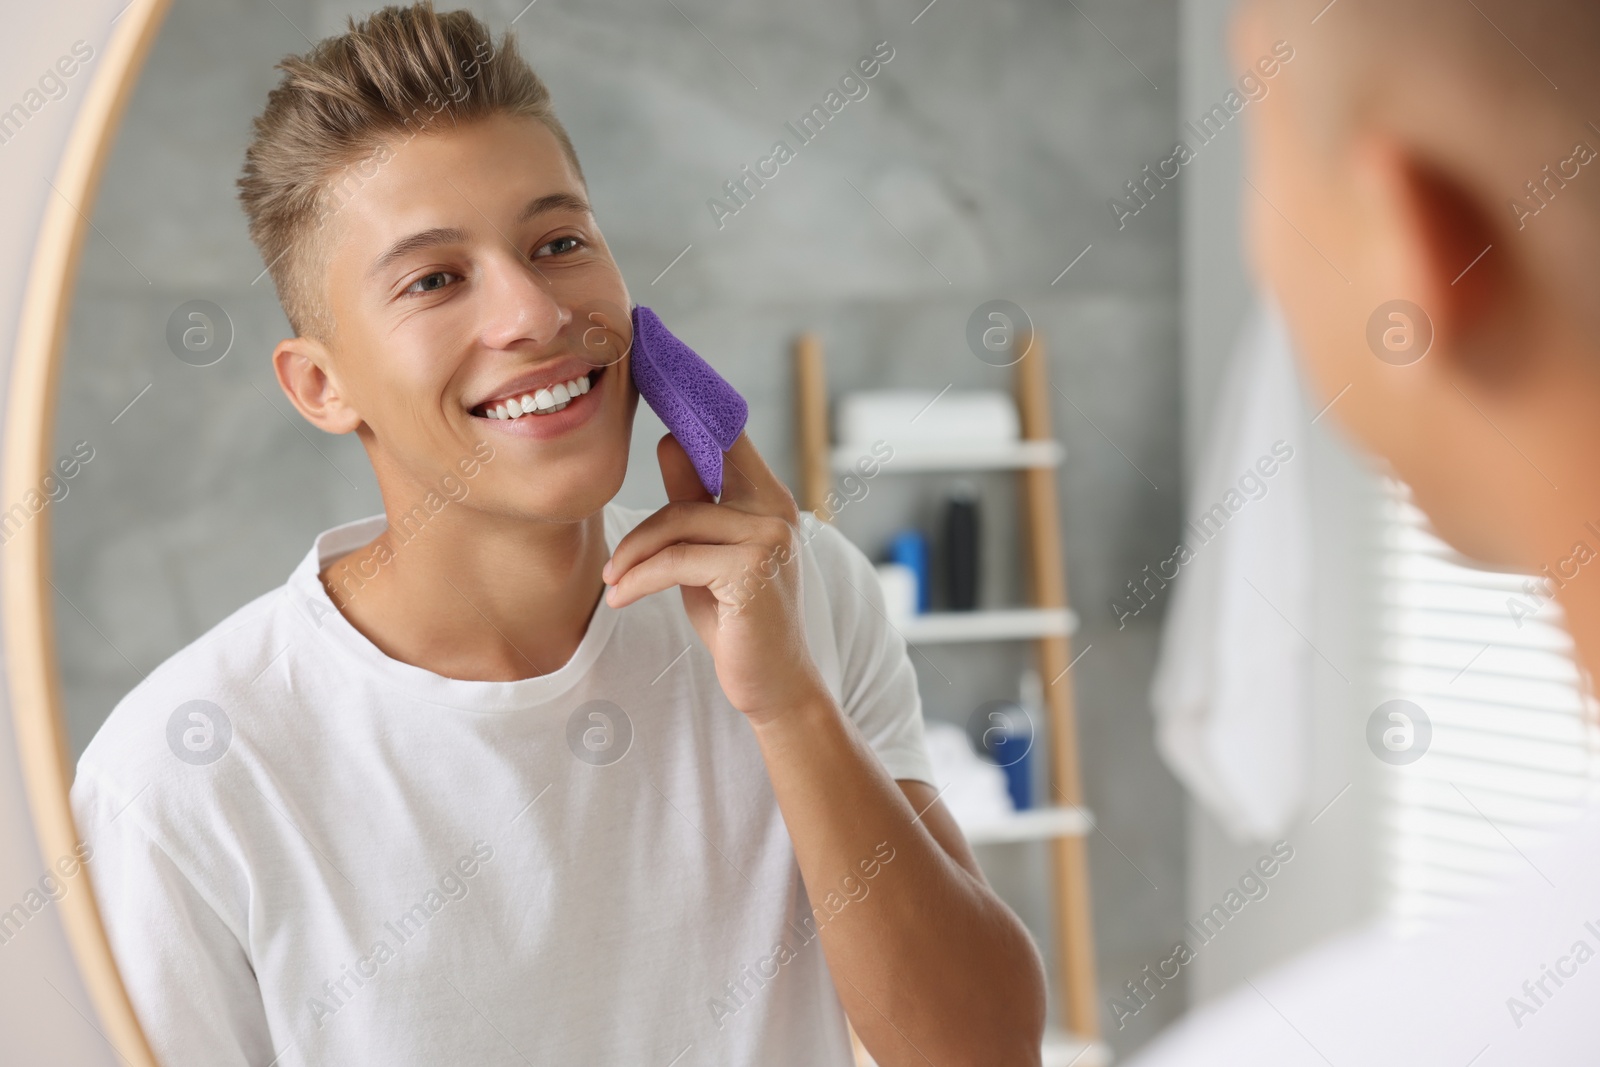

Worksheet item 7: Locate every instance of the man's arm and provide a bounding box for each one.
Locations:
[604,432,1048,1065]
[752,699,1048,1065]
[70,763,270,1067]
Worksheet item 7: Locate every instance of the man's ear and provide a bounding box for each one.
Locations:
[1353,135,1522,385]
[272,336,363,434]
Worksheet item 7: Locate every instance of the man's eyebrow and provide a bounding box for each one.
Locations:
[365,193,593,281]
[518,192,592,222]
[367,226,469,280]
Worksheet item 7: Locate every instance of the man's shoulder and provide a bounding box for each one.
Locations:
[795,512,863,569]
[76,582,297,791]
[786,514,891,677]
[792,513,880,619]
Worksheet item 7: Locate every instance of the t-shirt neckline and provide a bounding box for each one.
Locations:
[284,507,624,714]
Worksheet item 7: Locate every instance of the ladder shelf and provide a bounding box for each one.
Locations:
[794,330,1104,1061]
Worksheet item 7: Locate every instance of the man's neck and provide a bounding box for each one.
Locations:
[1530,469,1600,701]
[319,502,612,683]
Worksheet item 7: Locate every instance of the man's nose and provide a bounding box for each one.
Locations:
[477,251,568,351]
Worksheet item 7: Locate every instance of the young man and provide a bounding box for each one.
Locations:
[70,5,1046,1065]
[1129,0,1600,1063]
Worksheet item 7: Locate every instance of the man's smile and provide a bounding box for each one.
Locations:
[469,364,607,420]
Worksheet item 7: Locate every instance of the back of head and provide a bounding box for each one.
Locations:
[1236,0,1600,571]
[1255,0,1600,333]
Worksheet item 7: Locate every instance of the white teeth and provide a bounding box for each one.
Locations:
[480,374,595,419]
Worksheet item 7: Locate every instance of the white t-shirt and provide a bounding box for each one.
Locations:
[1125,799,1600,1066]
[71,504,936,1067]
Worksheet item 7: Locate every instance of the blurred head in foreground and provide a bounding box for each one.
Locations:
[1235,0,1600,642]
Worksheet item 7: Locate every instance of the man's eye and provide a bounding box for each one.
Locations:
[404,271,458,296]
[535,236,585,258]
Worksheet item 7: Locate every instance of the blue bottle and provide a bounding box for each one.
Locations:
[989,728,1032,812]
[971,695,1034,812]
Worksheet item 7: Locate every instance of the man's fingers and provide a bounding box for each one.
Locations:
[605,500,773,583]
[611,432,800,598]
[606,541,772,608]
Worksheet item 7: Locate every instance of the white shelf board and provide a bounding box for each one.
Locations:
[1044,1030,1112,1067]
[896,608,1077,644]
[832,439,1064,472]
[960,805,1093,845]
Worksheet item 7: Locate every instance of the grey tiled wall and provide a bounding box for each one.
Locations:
[54,0,1188,1052]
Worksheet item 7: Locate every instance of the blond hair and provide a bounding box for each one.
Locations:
[237,2,584,340]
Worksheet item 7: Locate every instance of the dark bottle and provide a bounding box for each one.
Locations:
[944,484,980,611]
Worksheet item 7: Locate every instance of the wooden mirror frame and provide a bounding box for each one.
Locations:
[6,0,172,1063]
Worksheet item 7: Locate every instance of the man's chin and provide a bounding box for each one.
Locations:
[469,393,642,531]
[471,469,628,529]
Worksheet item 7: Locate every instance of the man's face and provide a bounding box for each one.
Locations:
[320,112,636,524]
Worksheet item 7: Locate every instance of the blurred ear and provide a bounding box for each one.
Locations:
[272,336,363,434]
[1353,135,1520,385]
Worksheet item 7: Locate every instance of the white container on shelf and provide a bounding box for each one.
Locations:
[873,562,919,626]
[835,388,1019,449]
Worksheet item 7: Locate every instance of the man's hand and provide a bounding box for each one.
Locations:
[602,432,828,726]
[608,435,1048,1064]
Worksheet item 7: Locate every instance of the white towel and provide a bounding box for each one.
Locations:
[922,722,1015,825]
[1150,298,1313,841]
[834,389,1019,447]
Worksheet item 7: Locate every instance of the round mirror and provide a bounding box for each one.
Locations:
[13,2,1120,1064]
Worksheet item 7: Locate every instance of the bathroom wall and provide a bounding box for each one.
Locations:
[53,0,1190,1052]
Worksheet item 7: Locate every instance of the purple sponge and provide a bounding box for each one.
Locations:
[629,305,749,497]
